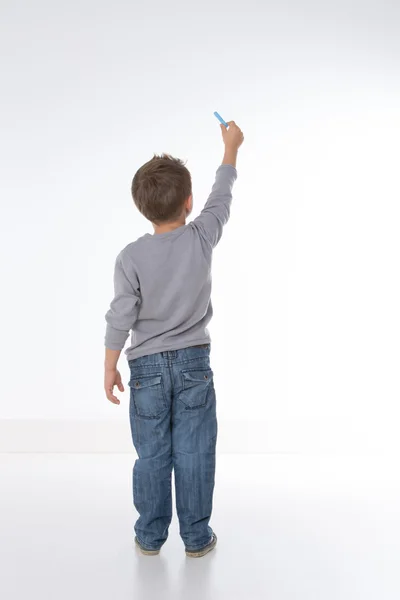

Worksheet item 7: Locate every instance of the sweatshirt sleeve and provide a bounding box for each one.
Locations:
[104,252,141,351]
[191,164,237,248]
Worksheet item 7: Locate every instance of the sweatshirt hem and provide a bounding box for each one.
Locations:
[125,337,211,362]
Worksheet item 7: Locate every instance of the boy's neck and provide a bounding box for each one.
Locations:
[153,219,186,235]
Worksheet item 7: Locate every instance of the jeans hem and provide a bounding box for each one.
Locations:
[184,535,214,553]
[136,535,164,552]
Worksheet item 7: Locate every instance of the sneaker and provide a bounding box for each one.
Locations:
[134,536,160,556]
[185,533,217,558]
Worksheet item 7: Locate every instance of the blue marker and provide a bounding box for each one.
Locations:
[214,111,229,128]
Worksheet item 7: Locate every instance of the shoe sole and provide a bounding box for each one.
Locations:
[185,534,217,558]
[134,537,160,556]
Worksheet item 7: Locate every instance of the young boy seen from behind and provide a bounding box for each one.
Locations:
[104,120,244,558]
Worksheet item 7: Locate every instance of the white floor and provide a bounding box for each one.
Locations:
[0,453,399,600]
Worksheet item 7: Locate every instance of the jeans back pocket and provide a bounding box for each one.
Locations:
[129,373,167,419]
[180,368,214,410]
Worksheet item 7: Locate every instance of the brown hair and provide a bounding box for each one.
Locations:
[131,154,192,224]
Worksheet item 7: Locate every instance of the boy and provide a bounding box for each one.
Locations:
[104,120,244,558]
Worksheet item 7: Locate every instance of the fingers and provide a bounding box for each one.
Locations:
[221,121,240,132]
[105,386,121,405]
[117,381,124,392]
[221,121,236,129]
[107,394,120,405]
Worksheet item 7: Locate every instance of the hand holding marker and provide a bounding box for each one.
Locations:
[214,111,244,151]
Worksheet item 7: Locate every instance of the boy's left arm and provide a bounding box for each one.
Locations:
[104,252,140,404]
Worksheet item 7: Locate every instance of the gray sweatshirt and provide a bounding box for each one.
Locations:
[105,164,237,361]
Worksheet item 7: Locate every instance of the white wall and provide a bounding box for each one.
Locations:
[1,0,399,452]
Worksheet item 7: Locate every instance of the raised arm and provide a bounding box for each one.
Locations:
[192,120,244,247]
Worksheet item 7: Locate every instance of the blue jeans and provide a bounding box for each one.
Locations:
[128,344,217,552]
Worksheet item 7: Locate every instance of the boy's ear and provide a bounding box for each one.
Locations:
[186,194,193,215]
